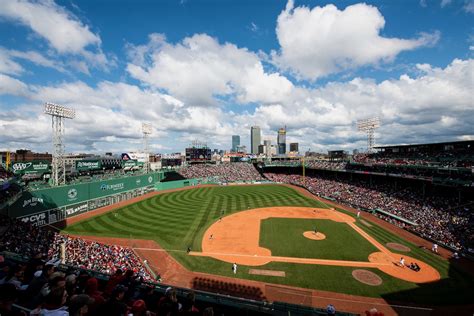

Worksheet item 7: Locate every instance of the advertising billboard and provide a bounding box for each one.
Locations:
[12,161,50,175]
[76,160,102,171]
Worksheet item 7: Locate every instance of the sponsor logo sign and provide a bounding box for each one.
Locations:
[76,160,101,171]
[100,183,124,191]
[65,203,88,217]
[12,161,49,175]
[122,160,137,168]
[19,212,47,226]
[13,162,32,172]
[22,196,44,208]
[67,188,78,201]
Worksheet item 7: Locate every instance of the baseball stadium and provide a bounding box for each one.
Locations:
[1,125,474,315]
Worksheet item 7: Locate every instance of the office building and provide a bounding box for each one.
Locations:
[277,127,286,155]
[250,126,261,154]
[232,135,240,152]
[264,140,271,157]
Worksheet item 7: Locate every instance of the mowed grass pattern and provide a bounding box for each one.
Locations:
[64,185,325,251]
[260,218,379,261]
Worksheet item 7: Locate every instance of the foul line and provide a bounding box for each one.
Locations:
[133,247,186,253]
[190,251,391,267]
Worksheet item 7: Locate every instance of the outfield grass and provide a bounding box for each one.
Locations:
[64,185,325,251]
[63,184,474,305]
[260,218,378,261]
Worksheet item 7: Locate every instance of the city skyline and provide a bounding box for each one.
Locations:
[0,0,472,154]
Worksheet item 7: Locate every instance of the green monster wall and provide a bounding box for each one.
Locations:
[6,172,164,226]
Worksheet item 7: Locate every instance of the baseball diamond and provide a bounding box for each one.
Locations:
[62,184,474,312]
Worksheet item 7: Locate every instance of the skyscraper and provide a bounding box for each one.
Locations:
[277,127,286,155]
[264,140,271,157]
[232,135,240,152]
[250,126,261,154]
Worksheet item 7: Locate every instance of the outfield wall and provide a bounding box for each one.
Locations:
[4,172,164,226]
[154,178,200,191]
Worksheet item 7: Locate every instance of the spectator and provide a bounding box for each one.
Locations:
[84,277,105,313]
[105,269,124,296]
[181,291,199,314]
[39,286,69,316]
[100,285,128,316]
[68,294,94,316]
[0,283,27,316]
[157,287,179,316]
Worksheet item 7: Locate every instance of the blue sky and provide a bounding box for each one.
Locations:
[0,0,473,154]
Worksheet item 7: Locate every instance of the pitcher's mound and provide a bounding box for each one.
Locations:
[303,231,326,240]
[386,242,411,252]
[352,269,383,286]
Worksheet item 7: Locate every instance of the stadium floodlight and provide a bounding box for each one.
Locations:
[44,102,76,119]
[44,102,76,186]
[142,122,152,135]
[142,123,152,173]
[357,117,380,153]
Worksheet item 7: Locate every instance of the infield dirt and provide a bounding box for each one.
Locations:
[194,206,440,283]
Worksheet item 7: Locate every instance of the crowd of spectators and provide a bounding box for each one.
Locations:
[265,172,473,251]
[0,253,211,316]
[353,151,474,168]
[178,163,264,182]
[305,161,346,171]
[49,235,153,282]
[0,216,154,284]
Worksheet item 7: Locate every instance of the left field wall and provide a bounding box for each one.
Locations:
[3,172,164,227]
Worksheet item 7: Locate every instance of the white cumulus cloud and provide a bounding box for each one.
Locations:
[126,33,293,106]
[0,0,111,71]
[0,73,30,96]
[272,1,440,80]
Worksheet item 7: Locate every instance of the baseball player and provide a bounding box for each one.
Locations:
[314,226,317,234]
[232,263,237,274]
[432,243,438,253]
[209,234,214,240]
[399,257,405,267]
[357,211,360,218]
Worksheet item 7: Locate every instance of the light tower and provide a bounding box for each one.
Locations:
[142,122,152,173]
[44,102,75,186]
[357,117,380,153]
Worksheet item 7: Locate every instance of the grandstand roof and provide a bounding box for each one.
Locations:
[374,140,474,150]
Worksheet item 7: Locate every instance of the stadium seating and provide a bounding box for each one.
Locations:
[178,162,265,182]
